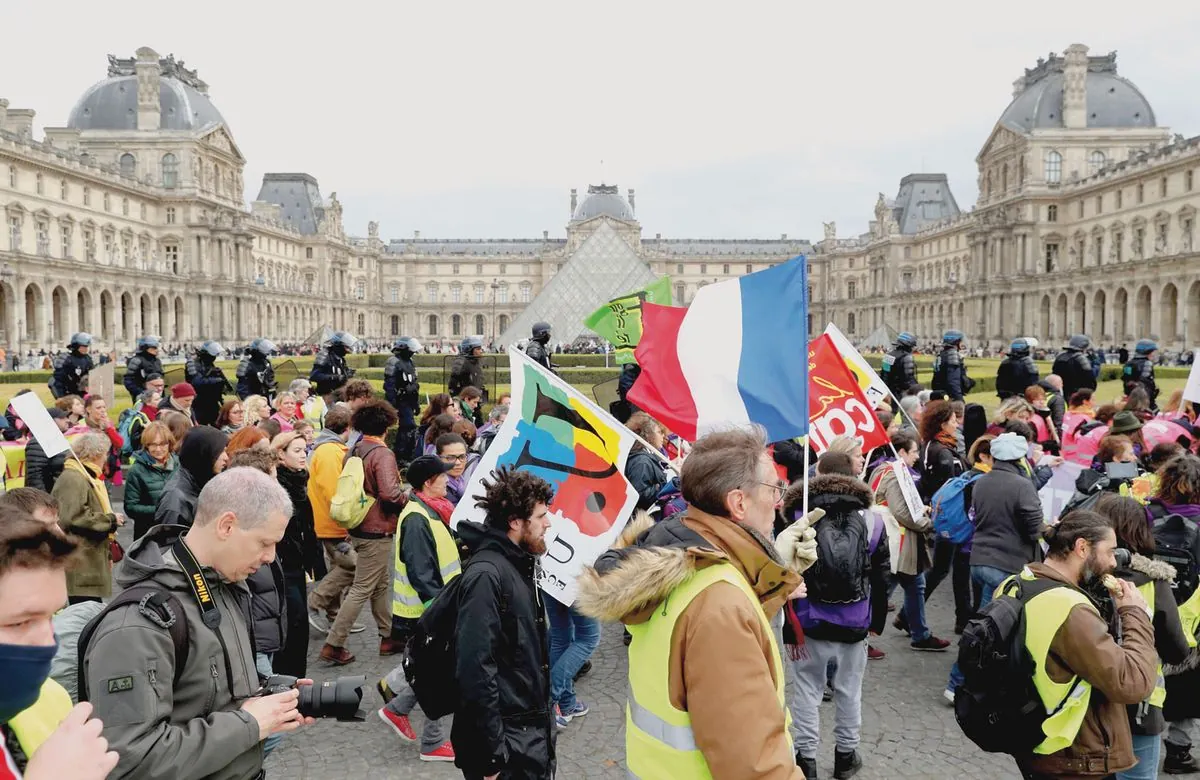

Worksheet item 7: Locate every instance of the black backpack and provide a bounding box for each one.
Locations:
[401,550,508,720]
[1152,513,1200,603]
[77,588,190,703]
[955,576,1083,755]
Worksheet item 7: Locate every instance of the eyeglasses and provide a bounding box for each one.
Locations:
[754,479,787,499]
[441,454,468,463]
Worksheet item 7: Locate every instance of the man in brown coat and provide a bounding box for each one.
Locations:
[577,428,815,779]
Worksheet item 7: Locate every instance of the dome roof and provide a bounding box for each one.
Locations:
[67,74,226,132]
[572,185,634,222]
[999,60,1155,133]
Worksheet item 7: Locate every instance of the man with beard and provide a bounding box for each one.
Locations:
[452,467,556,780]
[1007,509,1157,780]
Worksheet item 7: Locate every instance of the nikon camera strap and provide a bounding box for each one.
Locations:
[173,539,238,695]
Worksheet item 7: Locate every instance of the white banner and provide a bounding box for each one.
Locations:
[824,323,890,407]
[891,461,925,520]
[11,392,71,458]
[1185,357,1200,404]
[449,349,640,606]
[1038,460,1084,523]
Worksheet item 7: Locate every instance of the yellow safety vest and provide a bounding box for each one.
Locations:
[625,562,793,779]
[1177,584,1200,649]
[1009,569,1098,755]
[1135,580,1166,708]
[392,499,461,619]
[9,678,72,756]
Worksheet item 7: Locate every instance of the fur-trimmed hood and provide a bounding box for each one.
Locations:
[574,508,798,626]
[781,473,872,520]
[1128,552,1176,582]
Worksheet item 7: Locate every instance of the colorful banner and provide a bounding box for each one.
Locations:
[1038,460,1085,522]
[582,276,673,365]
[1,440,25,489]
[807,335,889,454]
[824,323,890,407]
[450,348,640,606]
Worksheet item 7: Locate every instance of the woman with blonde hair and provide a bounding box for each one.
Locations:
[271,430,322,677]
[270,391,299,433]
[52,432,120,603]
[986,396,1034,436]
[243,394,272,426]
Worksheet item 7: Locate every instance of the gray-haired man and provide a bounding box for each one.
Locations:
[81,467,314,780]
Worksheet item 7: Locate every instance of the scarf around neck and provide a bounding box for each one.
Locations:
[417,491,455,524]
[63,458,112,515]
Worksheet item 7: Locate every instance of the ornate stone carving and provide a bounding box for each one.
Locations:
[823,221,836,241]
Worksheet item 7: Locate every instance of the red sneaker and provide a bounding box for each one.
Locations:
[377,708,416,742]
[420,742,456,762]
[867,645,886,661]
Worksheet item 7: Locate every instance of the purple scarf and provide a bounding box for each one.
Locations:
[1155,501,1200,518]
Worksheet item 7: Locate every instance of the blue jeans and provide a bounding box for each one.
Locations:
[949,565,1016,692]
[1115,732,1160,780]
[255,653,283,758]
[547,598,601,710]
[895,572,931,642]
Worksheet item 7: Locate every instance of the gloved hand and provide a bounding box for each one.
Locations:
[775,508,825,573]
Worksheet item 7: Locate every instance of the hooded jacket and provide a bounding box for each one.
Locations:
[308,430,348,540]
[124,450,178,539]
[451,520,556,779]
[81,525,263,780]
[969,459,1047,574]
[153,427,228,528]
[576,510,803,780]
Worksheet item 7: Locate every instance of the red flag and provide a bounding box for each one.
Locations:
[627,303,698,442]
[807,335,889,454]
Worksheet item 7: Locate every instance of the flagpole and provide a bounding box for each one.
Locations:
[801,439,810,520]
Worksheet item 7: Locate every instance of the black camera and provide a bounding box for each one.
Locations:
[259,674,367,722]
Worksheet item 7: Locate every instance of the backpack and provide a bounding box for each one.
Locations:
[955,575,1083,755]
[1152,512,1200,603]
[806,510,884,604]
[402,550,509,719]
[116,407,149,459]
[77,588,189,703]
[930,471,984,544]
[330,441,382,530]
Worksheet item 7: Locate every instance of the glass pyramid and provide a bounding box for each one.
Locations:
[501,222,659,346]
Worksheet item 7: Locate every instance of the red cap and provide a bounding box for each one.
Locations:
[171,382,196,399]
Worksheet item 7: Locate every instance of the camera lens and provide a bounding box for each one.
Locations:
[296,675,367,721]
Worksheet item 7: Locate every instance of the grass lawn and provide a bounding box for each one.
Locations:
[964,375,1187,417]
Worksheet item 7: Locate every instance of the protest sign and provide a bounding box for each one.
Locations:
[807,335,889,454]
[1038,460,1084,522]
[824,323,890,407]
[11,391,71,459]
[891,461,925,520]
[1185,358,1200,404]
[90,363,115,408]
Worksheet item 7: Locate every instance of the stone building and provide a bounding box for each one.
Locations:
[0,47,383,353]
[815,43,1200,351]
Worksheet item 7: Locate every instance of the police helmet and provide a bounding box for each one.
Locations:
[1135,339,1158,355]
[942,329,964,346]
[532,321,552,341]
[199,340,223,359]
[393,336,421,354]
[327,331,358,350]
[69,332,93,349]
[1009,338,1031,355]
[460,336,484,355]
[137,335,161,350]
[250,338,278,356]
[1068,334,1091,351]
[895,332,916,349]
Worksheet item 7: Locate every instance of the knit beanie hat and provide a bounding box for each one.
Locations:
[170,382,197,399]
[991,432,1027,462]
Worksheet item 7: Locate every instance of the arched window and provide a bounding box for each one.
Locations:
[428,314,439,335]
[119,153,136,178]
[475,315,485,335]
[1088,151,1106,175]
[161,153,179,188]
[451,315,462,336]
[1045,151,1063,184]
[499,314,510,333]
[390,315,400,336]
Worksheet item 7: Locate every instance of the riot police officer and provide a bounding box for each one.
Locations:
[123,336,164,403]
[996,337,1039,400]
[49,332,96,398]
[310,331,357,396]
[1051,334,1097,398]
[385,337,422,466]
[236,338,278,400]
[186,341,231,426]
[449,335,487,399]
[880,331,918,400]
[524,321,554,372]
[1123,339,1160,409]
[931,329,974,401]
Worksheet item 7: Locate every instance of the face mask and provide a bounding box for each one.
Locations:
[0,640,57,723]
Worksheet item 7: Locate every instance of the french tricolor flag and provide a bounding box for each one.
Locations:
[628,257,810,443]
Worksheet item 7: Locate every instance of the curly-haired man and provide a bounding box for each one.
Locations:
[452,466,556,780]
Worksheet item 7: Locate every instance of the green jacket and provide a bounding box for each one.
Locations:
[124,451,178,535]
[52,463,117,599]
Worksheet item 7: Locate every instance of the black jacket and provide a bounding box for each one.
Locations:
[1053,349,1097,398]
[881,346,917,398]
[384,354,420,414]
[123,350,163,398]
[449,355,486,399]
[772,440,810,484]
[153,427,228,527]
[918,438,965,502]
[1124,356,1159,406]
[996,354,1039,400]
[625,449,667,511]
[24,435,65,493]
[1038,379,1067,440]
[969,460,1046,574]
[276,466,323,580]
[50,351,94,398]
[932,346,973,401]
[247,560,287,655]
[452,521,554,779]
[309,348,354,395]
[185,357,230,426]
[235,354,276,400]
[524,340,553,373]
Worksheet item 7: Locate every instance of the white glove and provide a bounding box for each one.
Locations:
[775,508,825,573]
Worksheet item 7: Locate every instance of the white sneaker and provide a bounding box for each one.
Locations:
[943,688,956,706]
[308,609,331,634]
[350,622,367,634]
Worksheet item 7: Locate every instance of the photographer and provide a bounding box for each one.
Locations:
[81,468,314,780]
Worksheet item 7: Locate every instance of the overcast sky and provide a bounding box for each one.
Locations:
[7,1,1200,242]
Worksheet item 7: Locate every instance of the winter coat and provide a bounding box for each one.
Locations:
[123,450,178,539]
[185,357,230,426]
[919,437,966,502]
[625,448,668,511]
[153,427,228,528]
[873,464,932,576]
[881,345,918,398]
[24,434,65,493]
[235,353,276,400]
[782,474,890,643]
[351,436,405,537]
[969,459,1046,574]
[1053,348,1097,398]
[309,348,354,395]
[247,561,287,655]
[772,439,809,484]
[576,509,802,780]
[122,349,163,398]
[50,351,94,398]
[276,466,323,579]
[308,432,348,540]
[81,525,263,780]
[996,354,1039,400]
[452,520,557,779]
[932,346,973,401]
[1016,563,1157,779]
[52,461,118,599]
[1110,553,1189,735]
